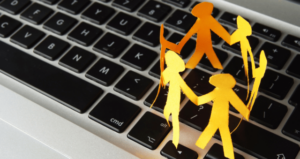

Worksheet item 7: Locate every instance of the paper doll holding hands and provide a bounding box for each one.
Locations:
[195,74,250,159]
[156,50,198,148]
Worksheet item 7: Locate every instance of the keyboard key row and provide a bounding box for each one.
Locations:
[179,101,300,159]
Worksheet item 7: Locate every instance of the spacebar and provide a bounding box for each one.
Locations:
[216,115,299,159]
[0,41,103,113]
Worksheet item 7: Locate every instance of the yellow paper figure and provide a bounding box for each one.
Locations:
[247,50,267,110]
[196,74,250,159]
[230,16,256,96]
[160,51,198,148]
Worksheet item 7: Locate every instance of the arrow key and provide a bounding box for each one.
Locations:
[114,71,153,100]
[161,140,198,159]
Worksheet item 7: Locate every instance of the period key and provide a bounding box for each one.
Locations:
[89,93,141,133]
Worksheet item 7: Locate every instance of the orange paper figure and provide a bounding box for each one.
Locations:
[196,74,250,159]
[159,2,231,84]
[177,2,230,69]
[160,50,198,148]
[230,16,256,96]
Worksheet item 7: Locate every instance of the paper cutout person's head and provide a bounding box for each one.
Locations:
[231,16,252,45]
[191,2,213,17]
[209,74,236,89]
[165,51,185,72]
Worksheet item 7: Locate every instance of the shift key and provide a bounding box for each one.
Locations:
[283,106,300,141]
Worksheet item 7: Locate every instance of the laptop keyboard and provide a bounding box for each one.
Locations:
[0,0,299,158]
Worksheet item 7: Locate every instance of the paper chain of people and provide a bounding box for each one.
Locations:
[151,2,267,159]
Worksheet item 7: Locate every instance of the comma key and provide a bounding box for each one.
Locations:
[89,93,141,133]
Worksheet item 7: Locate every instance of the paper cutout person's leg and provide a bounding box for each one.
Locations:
[172,111,180,147]
[195,124,218,148]
[219,125,234,159]
[185,43,205,69]
[205,47,223,69]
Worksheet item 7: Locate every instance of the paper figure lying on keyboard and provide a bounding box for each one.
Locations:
[196,74,250,159]
[151,50,198,148]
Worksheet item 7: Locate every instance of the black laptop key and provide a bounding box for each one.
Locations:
[137,1,171,22]
[223,57,254,85]
[10,25,45,49]
[114,71,153,100]
[21,3,54,24]
[144,85,185,113]
[283,105,300,141]
[107,12,141,35]
[128,112,172,150]
[282,35,300,52]
[0,0,31,15]
[250,96,287,129]
[0,41,103,113]
[89,93,141,133]
[34,35,70,60]
[180,102,212,131]
[99,0,110,2]
[167,33,195,59]
[219,12,249,28]
[58,0,90,14]
[287,55,300,79]
[40,0,58,5]
[68,22,103,46]
[86,58,124,86]
[165,10,197,33]
[189,2,219,17]
[180,100,300,159]
[161,141,198,159]
[162,0,190,8]
[0,15,22,38]
[229,85,250,114]
[44,12,78,35]
[93,33,129,58]
[81,3,115,25]
[260,70,293,99]
[252,23,281,42]
[133,22,169,47]
[121,44,157,71]
[222,36,259,55]
[205,144,244,159]
[289,85,300,106]
[185,69,214,96]
[112,0,145,12]
[256,42,290,70]
[198,48,228,72]
[59,47,96,73]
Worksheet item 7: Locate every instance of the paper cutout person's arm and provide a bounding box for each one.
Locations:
[177,20,201,53]
[229,91,250,120]
[179,78,198,105]
[197,90,216,105]
[160,24,178,52]
[209,17,231,44]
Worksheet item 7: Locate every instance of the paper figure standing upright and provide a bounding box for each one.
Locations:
[230,15,267,109]
[177,2,231,69]
[159,50,198,148]
[230,16,256,96]
[196,74,250,159]
[159,2,231,84]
